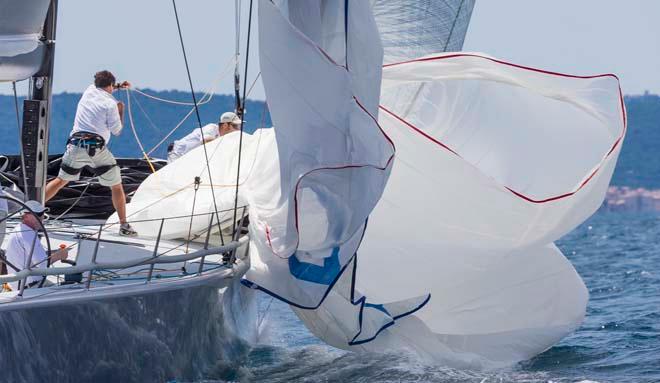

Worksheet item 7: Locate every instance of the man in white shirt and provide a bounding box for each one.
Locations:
[44,70,137,236]
[167,111,242,163]
[3,200,68,291]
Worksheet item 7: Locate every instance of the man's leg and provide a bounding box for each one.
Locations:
[45,178,69,202]
[110,184,127,224]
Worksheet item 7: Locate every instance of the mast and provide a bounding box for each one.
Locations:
[22,0,58,202]
[234,0,243,117]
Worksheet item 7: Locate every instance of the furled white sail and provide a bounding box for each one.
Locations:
[107,129,270,239]
[294,53,626,368]
[0,0,51,82]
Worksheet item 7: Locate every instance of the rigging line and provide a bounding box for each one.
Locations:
[125,89,157,174]
[232,0,254,240]
[52,182,91,221]
[246,72,261,99]
[132,92,161,134]
[145,54,238,155]
[443,0,466,52]
[132,88,213,106]
[171,0,223,235]
[12,82,28,197]
[257,295,275,333]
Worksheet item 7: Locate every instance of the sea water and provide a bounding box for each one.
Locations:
[200,210,660,383]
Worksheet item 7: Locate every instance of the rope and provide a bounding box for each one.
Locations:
[232,0,254,240]
[246,72,261,99]
[52,183,91,221]
[125,89,157,174]
[132,93,161,134]
[144,54,238,155]
[257,295,275,333]
[131,88,214,106]
[171,0,223,237]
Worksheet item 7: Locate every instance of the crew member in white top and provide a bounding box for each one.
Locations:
[167,111,242,163]
[3,200,68,291]
[44,70,137,237]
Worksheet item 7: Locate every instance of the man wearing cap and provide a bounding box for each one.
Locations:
[44,70,138,237]
[3,201,68,291]
[166,111,242,163]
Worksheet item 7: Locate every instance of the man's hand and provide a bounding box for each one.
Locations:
[52,248,68,263]
[118,81,131,89]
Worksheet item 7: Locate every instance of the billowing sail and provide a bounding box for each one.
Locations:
[114,0,626,368]
[240,0,392,308]
[0,0,51,82]
[294,53,625,368]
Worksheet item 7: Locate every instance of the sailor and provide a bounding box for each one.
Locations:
[167,111,242,163]
[44,70,138,237]
[2,200,68,291]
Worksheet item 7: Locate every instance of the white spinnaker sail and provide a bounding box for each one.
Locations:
[112,0,392,310]
[240,0,392,308]
[0,0,51,82]
[112,0,626,368]
[295,53,625,368]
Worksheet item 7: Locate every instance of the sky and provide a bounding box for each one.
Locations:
[1,0,659,99]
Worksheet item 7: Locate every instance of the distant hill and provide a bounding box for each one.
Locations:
[612,93,660,188]
[1,90,659,188]
[0,89,271,159]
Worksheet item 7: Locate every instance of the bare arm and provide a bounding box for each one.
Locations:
[117,101,125,123]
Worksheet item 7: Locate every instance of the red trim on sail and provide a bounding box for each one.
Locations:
[380,53,627,204]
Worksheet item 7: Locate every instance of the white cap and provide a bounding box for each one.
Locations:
[220,111,243,125]
[24,200,48,215]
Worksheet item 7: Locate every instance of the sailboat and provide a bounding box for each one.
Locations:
[0,0,625,375]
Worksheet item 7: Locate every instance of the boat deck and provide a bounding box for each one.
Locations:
[0,218,249,312]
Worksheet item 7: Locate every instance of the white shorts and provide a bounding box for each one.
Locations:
[58,145,122,186]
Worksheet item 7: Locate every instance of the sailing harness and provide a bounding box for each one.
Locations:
[60,132,117,177]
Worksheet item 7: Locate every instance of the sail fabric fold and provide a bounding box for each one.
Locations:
[294,52,625,368]
[241,0,392,308]
[0,0,51,82]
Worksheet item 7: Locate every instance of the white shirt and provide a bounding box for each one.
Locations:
[70,84,122,143]
[171,123,220,157]
[5,223,48,290]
